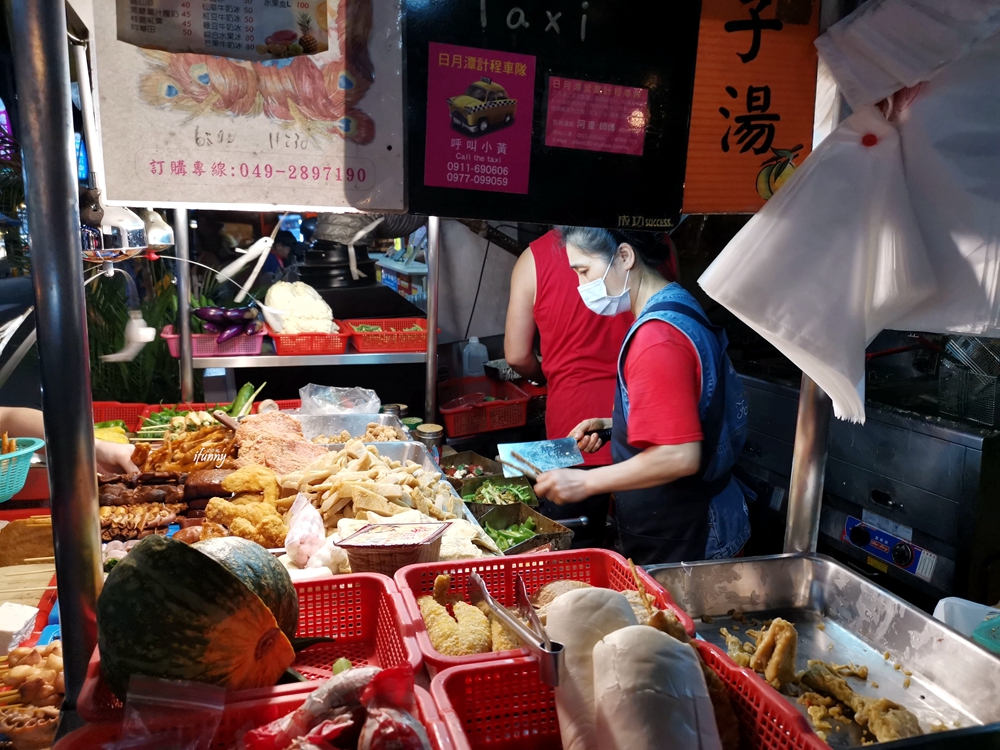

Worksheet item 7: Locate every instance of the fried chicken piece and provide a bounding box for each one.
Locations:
[222,464,280,506]
[433,574,453,604]
[205,497,279,527]
[417,596,491,656]
[256,515,289,548]
[490,615,521,652]
[720,627,752,668]
[749,617,798,688]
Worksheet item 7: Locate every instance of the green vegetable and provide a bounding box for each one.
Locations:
[466,480,534,506]
[332,657,352,675]
[483,518,537,551]
[228,382,256,417]
[95,420,128,430]
[353,324,383,332]
[404,324,423,332]
[104,558,120,573]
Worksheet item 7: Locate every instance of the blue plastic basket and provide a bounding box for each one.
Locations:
[0,437,44,502]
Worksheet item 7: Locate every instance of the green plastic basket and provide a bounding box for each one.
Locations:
[0,437,44,502]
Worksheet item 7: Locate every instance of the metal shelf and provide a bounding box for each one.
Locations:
[190,341,426,369]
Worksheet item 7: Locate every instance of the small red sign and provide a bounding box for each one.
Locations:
[545,76,649,156]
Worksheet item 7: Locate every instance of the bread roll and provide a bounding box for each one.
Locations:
[544,588,638,750]
[593,626,723,750]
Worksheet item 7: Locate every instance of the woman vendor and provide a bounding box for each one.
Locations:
[533,227,750,565]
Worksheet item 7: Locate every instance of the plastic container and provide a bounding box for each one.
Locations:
[338,523,449,577]
[395,548,693,675]
[345,317,428,353]
[432,643,825,750]
[933,596,1000,639]
[0,437,45,503]
[77,573,421,721]
[267,323,350,356]
[57,685,452,750]
[160,324,265,358]
[92,402,148,432]
[437,377,530,438]
[462,337,488,377]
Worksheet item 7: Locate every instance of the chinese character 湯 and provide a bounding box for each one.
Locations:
[719,84,779,154]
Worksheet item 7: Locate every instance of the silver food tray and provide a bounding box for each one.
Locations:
[647,554,1000,745]
[290,413,408,444]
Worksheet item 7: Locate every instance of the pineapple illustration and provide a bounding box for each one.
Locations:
[297,13,318,54]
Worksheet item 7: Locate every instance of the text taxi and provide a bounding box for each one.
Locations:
[447,77,517,134]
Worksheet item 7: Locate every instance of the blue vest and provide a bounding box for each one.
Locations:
[612,284,750,564]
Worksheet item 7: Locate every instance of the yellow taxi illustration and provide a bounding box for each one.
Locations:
[447,77,517,134]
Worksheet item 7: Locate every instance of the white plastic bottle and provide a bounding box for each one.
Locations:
[462,336,488,377]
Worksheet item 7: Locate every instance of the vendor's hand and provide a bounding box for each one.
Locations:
[95,441,139,476]
[570,418,609,453]
[533,468,591,505]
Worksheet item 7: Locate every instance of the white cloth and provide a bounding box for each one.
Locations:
[699,106,934,423]
[815,0,1000,109]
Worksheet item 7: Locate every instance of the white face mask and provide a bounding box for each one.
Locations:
[578,256,631,316]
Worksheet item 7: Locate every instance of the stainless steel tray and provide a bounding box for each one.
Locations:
[647,554,1000,744]
[290,413,408,443]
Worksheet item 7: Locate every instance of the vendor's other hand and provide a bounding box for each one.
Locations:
[96,441,139,475]
[570,418,607,453]
[534,468,590,505]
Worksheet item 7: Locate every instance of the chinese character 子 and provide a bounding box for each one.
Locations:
[170,159,187,176]
[211,161,227,177]
[724,0,783,64]
[193,161,206,176]
[719,84,779,155]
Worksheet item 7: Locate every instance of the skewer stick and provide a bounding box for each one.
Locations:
[495,458,537,481]
[510,451,544,476]
[1,569,55,578]
[21,557,54,564]
[0,689,18,698]
[0,586,57,595]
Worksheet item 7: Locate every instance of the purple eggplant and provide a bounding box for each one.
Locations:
[203,321,221,334]
[244,319,262,335]
[216,323,245,344]
[223,307,256,322]
[194,307,228,323]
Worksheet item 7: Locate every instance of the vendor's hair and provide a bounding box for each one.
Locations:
[558,226,671,269]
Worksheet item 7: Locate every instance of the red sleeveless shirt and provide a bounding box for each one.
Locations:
[531,230,633,466]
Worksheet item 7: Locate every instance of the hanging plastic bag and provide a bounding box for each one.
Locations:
[299,384,381,414]
[114,676,224,749]
[285,493,326,568]
[358,664,432,750]
[699,105,935,423]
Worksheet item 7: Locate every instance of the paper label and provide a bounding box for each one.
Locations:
[423,42,535,195]
[862,509,913,542]
[915,550,937,581]
[545,76,648,156]
[116,0,329,61]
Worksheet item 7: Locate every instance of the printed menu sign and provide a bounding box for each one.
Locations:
[545,76,649,156]
[116,0,329,61]
[423,42,535,195]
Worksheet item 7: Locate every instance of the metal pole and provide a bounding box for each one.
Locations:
[11,0,102,706]
[424,216,441,421]
[174,208,195,402]
[783,374,833,553]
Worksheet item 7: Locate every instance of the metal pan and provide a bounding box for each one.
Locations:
[647,553,1000,745]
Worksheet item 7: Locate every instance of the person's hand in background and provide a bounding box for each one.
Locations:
[95,441,139,475]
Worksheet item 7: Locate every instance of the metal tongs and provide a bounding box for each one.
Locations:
[467,571,564,686]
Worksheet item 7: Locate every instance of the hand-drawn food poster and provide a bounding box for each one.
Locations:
[684,0,820,213]
[116,0,329,62]
[91,0,404,211]
[423,43,535,195]
[404,1,701,227]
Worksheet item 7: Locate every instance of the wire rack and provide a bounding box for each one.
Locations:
[939,359,1000,427]
[945,336,1000,377]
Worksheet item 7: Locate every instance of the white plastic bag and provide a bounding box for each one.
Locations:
[299,384,381,415]
[285,493,325,567]
[699,106,935,423]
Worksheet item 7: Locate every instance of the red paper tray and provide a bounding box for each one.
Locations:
[394,548,693,675]
[432,645,825,750]
[77,573,421,721]
[57,685,452,750]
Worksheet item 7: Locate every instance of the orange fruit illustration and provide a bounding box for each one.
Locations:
[756,145,803,201]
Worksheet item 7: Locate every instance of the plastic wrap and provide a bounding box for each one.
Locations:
[299,385,381,415]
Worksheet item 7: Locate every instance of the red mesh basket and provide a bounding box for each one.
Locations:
[57,685,452,750]
[77,573,421,722]
[92,402,148,432]
[268,323,350,356]
[437,377,530,437]
[395,549,693,675]
[344,318,428,353]
[432,646,825,750]
[161,324,265,358]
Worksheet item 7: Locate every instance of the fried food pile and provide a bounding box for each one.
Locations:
[134,424,237,473]
[234,412,328,476]
[281,440,461,532]
[312,422,404,444]
[1,431,16,454]
[0,642,65,750]
[417,574,520,656]
[200,465,289,548]
[99,503,187,542]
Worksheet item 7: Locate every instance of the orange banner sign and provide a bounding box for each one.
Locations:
[684,0,820,213]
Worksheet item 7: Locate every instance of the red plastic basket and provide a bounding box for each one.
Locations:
[56,685,452,750]
[432,646,824,750]
[268,323,350,356]
[160,324,265,358]
[77,573,422,722]
[273,399,302,411]
[394,549,693,675]
[92,402,148,432]
[345,318,428,353]
[437,377,530,437]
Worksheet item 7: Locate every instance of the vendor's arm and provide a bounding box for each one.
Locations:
[504,249,545,383]
[0,406,45,440]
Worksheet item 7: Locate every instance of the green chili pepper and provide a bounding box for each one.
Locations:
[94,420,128,430]
[228,382,256,416]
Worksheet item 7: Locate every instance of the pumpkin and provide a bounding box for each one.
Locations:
[193,536,299,640]
[97,535,295,698]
